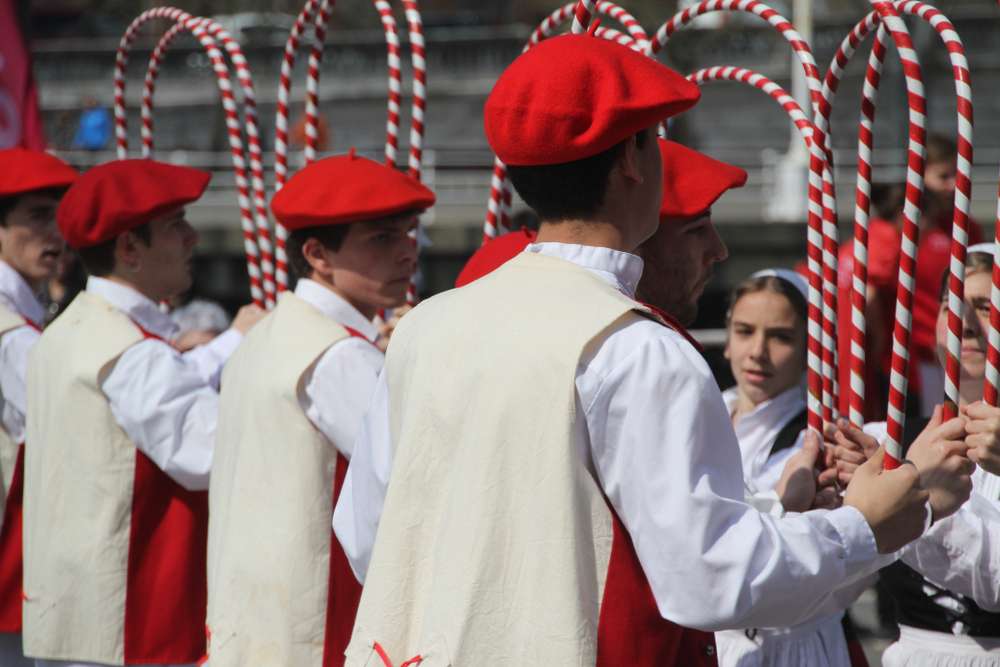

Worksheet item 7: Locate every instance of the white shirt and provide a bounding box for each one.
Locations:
[864,420,1000,610]
[723,385,806,495]
[295,279,384,459]
[0,260,44,445]
[92,278,241,491]
[335,241,891,632]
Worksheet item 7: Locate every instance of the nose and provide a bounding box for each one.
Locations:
[708,223,729,264]
[750,332,768,360]
[183,220,199,248]
[400,233,418,267]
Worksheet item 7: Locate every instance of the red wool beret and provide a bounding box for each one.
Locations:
[659,139,747,220]
[455,228,536,287]
[57,159,210,249]
[484,35,701,167]
[0,148,78,198]
[271,152,436,230]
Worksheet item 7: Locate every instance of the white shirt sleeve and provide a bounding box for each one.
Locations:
[181,328,243,390]
[333,370,393,583]
[301,337,384,460]
[0,325,39,443]
[584,322,888,631]
[899,493,1000,611]
[101,338,218,491]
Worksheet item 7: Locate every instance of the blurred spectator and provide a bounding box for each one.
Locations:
[71,97,111,151]
[171,298,232,351]
[834,134,983,419]
[290,112,330,152]
[45,250,86,323]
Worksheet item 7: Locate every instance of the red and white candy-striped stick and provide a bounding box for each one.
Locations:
[990,195,1000,406]
[571,0,597,34]
[139,16,279,307]
[371,0,403,166]
[274,0,325,293]
[303,0,334,165]
[401,0,427,180]
[114,8,267,308]
[863,2,926,468]
[482,0,648,242]
[653,0,833,431]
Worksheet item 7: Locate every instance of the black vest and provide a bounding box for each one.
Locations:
[879,416,1000,637]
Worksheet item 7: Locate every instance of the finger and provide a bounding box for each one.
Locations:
[963,401,998,420]
[832,429,864,452]
[939,441,971,458]
[857,446,886,476]
[834,446,866,465]
[927,404,944,428]
[963,418,1000,435]
[817,467,839,487]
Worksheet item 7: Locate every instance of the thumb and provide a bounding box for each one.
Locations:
[801,430,821,465]
[927,404,943,429]
[856,446,886,478]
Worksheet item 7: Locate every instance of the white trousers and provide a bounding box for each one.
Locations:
[882,625,1000,667]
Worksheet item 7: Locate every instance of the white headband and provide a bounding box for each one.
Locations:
[751,268,809,301]
[968,242,996,257]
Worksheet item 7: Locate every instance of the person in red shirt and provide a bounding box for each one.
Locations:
[836,135,981,420]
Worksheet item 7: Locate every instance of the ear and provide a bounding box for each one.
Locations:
[616,134,644,185]
[301,237,335,281]
[723,340,731,361]
[114,232,142,273]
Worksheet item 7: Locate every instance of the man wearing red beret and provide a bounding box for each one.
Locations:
[0,148,78,667]
[22,159,264,667]
[334,35,931,667]
[206,151,433,667]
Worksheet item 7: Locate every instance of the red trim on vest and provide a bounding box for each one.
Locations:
[122,324,209,663]
[322,453,363,666]
[0,322,40,634]
[641,303,703,353]
[0,444,25,632]
[596,500,717,667]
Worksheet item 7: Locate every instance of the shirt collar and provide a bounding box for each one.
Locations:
[86,276,179,340]
[524,242,644,298]
[294,278,379,342]
[724,384,806,424]
[0,261,46,327]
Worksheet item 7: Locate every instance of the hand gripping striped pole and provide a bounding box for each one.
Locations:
[482,0,648,243]
[652,0,833,432]
[139,16,279,307]
[114,8,267,308]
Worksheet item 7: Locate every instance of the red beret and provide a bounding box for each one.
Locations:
[57,159,210,249]
[0,149,78,198]
[484,35,700,166]
[659,139,747,220]
[455,228,536,287]
[271,152,436,230]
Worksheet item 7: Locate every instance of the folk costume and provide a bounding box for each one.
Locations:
[333,35,899,667]
[862,418,1000,666]
[24,160,239,667]
[205,154,434,667]
[0,149,78,667]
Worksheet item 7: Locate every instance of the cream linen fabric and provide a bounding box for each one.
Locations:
[207,293,350,667]
[23,292,145,665]
[345,251,648,667]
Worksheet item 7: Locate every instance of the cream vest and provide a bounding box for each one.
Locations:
[345,251,651,666]
[207,292,352,666]
[0,305,27,513]
[23,292,144,664]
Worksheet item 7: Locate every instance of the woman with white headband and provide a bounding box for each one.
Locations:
[716,268,870,667]
[834,243,1000,666]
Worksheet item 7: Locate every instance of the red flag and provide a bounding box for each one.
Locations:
[0,0,45,149]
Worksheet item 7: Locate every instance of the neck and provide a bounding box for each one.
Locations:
[535,218,634,252]
[310,273,378,321]
[731,392,759,422]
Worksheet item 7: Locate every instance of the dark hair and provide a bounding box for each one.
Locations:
[0,187,68,227]
[726,274,808,329]
[77,224,152,277]
[506,130,650,222]
[939,250,993,301]
[287,225,351,279]
[926,133,957,166]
